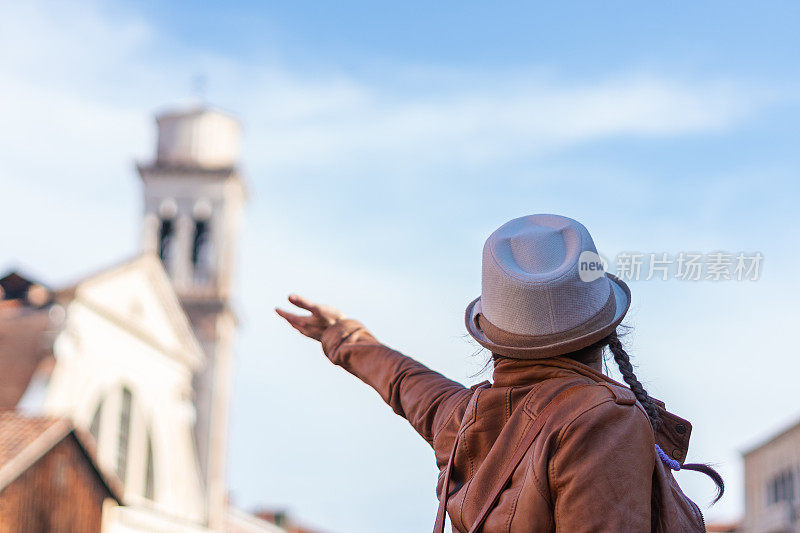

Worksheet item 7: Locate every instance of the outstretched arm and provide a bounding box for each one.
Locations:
[276,295,471,445]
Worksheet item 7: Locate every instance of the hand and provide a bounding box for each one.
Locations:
[275,294,346,342]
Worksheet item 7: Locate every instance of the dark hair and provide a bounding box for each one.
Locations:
[564,328,725,504]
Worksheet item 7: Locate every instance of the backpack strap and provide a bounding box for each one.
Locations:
[432,383,593,533]
[433,382,489,533]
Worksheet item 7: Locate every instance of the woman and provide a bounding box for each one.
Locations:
[277,214,722,532]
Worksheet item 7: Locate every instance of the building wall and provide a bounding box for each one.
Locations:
[742,423,800,533]
[0,304,54,410]
[43,259,206,524]
[0,435,115,533]
[140,172,245,300]
[140,111,245,529]
[185,304,237,530]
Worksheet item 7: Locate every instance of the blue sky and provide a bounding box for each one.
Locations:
[1,1,799,531]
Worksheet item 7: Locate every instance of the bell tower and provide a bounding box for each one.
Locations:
[137,106,245,530]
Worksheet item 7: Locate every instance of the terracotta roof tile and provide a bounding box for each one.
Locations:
[0,412,122,502]
[0,411,64,470]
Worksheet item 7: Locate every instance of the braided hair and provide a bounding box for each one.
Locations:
[598,329,724,504]
[606,330,662,432]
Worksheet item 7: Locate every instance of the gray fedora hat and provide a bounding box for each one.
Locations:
[465,214,630,359]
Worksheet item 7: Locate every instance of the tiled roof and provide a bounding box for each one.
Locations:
[0,411,122,502]
[0,412,64,471]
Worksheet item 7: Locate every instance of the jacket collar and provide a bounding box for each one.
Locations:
[491,356,693,465]
[492,355,606,387]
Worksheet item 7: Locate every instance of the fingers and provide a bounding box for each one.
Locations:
[290,295,346,324]
[275,307,310,331]
[278,294,344,340]
[275,307,306,324]
[288,294,321,315]
[275,307,325,341]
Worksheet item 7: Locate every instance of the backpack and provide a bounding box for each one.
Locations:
[433,383,706,532]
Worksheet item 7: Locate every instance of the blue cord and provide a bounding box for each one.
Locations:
[655,444,681,471]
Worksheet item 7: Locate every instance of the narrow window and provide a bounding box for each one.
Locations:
[144,432,155,500]
[117,387,133,484]
[768,468,797,505]
[192,218,210,282]
[158,218,174,265]
[89,400,103,442]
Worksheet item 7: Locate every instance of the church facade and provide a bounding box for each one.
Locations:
[0,106,282,533]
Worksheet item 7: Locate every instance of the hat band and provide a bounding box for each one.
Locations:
[476,287,617,349]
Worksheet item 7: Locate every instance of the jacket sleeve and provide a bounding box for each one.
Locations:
[550,398,655,532]
[321,318,471,445]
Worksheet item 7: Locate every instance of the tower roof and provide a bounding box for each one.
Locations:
[149,105,241,171]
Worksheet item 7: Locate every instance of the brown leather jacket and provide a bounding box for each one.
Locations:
[321,319,697,532]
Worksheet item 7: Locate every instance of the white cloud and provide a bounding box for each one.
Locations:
[240,72,758,176]
[0,0,769,185]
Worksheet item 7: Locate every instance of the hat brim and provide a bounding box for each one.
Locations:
[465,273,631,359]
